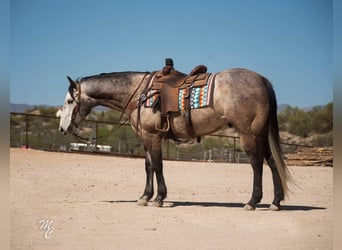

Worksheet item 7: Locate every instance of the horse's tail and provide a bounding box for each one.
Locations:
[264,78,294,197]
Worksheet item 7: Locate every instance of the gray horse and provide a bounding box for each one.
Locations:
[59,67,293,210]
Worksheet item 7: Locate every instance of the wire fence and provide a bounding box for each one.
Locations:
[10,112,312,163]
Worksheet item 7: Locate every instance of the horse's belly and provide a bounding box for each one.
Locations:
[170,109,227,138]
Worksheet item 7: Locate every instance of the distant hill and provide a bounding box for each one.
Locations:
[277,104,318,113]
[277,104,290,113]
[10,103,35,113]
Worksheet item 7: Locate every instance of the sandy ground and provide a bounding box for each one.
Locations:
[10,148,332,250]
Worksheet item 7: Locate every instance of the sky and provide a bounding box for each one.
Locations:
[10,0,332,108]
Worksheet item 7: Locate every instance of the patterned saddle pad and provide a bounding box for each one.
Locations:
[144,73,216,111]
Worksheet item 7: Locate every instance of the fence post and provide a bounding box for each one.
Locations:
[233,137,236,163]
[166,139,170,159]
[176,142,179,160]
[25,114,29,149]
[208,149,212,162]
[95,121,98,151]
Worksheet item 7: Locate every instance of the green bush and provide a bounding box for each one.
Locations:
[308,103,333,133]
[278,102,333,138]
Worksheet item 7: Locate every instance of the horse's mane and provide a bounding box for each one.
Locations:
[77,71,151,83]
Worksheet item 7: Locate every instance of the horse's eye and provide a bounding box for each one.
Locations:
[67,99,74,104]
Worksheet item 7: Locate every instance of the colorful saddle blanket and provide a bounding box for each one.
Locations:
[178,73,216,110]
[144,73,216,111]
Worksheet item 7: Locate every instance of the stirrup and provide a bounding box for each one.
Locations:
[155,115,170,132]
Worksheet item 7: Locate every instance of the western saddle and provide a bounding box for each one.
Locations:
[143,58,210,139]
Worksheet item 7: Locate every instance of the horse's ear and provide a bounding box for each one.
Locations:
[67,76,77,89]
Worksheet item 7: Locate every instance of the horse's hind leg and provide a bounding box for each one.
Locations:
[240,134,264,210]
[137,133,167,207]
[264,148,284,210]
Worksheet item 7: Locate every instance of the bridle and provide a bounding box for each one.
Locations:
[68,72,153,143]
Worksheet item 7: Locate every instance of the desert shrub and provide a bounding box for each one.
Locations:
[308,102,333,133]
[278,102,333,137]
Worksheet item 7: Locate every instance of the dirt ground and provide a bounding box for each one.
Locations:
[10,148,333,250]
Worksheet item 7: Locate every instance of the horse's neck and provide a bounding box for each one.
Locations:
[82,72,146,112]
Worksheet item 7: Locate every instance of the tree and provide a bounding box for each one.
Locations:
[278,106,310,137]
[308,102,333,133]
[277,102,333,145]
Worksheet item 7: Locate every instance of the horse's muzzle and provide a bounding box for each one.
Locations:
[59,127,67,134]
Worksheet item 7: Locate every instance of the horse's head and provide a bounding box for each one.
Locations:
[59,76,91,134]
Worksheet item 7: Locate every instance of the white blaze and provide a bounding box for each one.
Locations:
[59,91,77,133]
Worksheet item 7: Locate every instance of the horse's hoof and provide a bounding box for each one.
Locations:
[243,204,256,211]
[137,198,148,206]
[152,200,163,207]
[269,204,280,211]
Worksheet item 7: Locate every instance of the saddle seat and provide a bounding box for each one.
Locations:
[151,65,209,116]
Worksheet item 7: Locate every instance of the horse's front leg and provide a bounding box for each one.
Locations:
[137,133,167,207]
[137,151,154,206]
